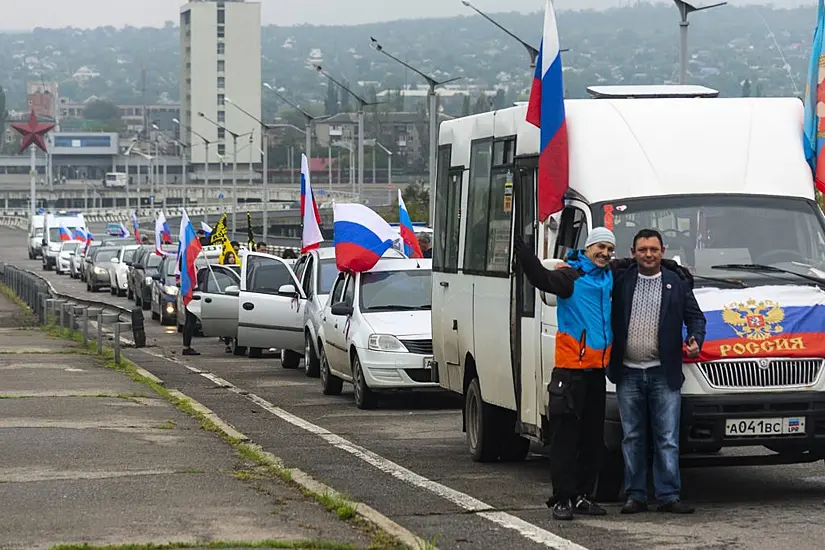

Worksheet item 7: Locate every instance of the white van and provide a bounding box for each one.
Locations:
[431,85,825,499]
[103,172,128,188]
[42,213,86,270]
[28,214,45,259]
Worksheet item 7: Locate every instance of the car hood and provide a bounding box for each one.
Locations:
[361,310,431,339]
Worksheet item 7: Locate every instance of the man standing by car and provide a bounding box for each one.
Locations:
[514,227,616,521]
[609,228,706,515]
[418,233,432,258]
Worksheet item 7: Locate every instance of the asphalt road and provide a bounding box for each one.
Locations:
[5,224,825,550]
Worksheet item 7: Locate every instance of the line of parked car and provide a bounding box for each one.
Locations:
[49,237,439,409]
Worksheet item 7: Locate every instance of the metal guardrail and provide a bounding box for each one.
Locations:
[0,262,146,358]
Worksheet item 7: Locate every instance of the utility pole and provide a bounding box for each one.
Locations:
[674,1,727,85]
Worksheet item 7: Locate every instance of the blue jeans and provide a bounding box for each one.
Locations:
[616,366,681,504]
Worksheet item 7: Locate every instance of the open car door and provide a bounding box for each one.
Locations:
[237,252,306,351]
[198,265,241,339]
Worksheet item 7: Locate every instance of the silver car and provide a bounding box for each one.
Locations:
[86,247,120,292]
[109,244,140,297]
[55,240,83,275]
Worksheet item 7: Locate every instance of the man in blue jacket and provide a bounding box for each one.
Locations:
[514,227,616,521]
[609,228,706,515]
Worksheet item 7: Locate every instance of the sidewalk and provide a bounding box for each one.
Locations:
[0,292,371,550]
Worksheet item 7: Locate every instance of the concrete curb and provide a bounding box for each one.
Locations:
[166,390,433,550]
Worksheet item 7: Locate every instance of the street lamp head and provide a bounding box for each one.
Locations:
[315,64,323,73]
[224,96,233,104]
[197,112,205,117]
[263,83,274,91]
[461,0,472,7]
[151,123,159,130]
[370,37,382,51]
[172,118,180,125]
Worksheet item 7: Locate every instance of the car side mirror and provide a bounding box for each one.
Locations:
[152,272,162,281]
[125,261,132,267]
[330,302,354,317]
[277,284,299,298]
[539,258,564,307]
[224,284,240,297]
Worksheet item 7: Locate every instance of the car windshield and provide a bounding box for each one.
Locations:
[319,259,339,294]
[95,249,119,262]
[359,269,432,312]
[122,249,136,263]
[147,254,163,268]
[592,195,825,286]
[165,256,179,275]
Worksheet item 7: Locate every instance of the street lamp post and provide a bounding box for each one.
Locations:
[370,38,462,225]
[263,83,316,170]
[674,1,727,85]
[199,112,250,235]
[173,118,211,223]
[315,65,379,202]
[225,97,271,241]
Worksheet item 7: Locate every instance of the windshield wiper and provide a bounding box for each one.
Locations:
[711,264,825,286]
[689,273,748,288]
[366,305,431,311]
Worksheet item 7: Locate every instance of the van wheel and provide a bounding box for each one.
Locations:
[352,354,377,410]
[304,333,320,378]
[281,349,300,369]
[595,448,625,502]
[465,377,509,462]
[320,346,343,396]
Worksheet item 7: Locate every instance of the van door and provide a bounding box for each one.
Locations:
[237,252,306,351]
[199,266,241,338]
[510,156,540,432]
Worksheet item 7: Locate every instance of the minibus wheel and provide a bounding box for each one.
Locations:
[466,377,506,462]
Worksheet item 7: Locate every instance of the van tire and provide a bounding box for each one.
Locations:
[281,349,300,369]
[466,377,507,462]
[595,448,625,502]
[231,339,247,356]
[320,346,343,396]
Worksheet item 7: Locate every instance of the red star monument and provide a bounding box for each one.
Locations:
[12,110,55,154]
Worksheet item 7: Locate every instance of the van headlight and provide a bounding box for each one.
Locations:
[368,334,408,353]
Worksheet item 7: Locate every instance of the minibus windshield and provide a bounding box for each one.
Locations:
[591,195,825,286]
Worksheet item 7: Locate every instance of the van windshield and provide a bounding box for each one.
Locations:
[48,227,77,241]
[592,195,825,286]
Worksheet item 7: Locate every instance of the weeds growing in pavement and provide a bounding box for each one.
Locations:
[48,541,361,550]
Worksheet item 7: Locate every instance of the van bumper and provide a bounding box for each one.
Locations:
[605,391,825,454]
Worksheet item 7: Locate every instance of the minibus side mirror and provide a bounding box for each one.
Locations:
[539,258,564,307]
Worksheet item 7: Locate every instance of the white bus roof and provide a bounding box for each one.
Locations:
[586,85,719,99]
[439,97,814,204]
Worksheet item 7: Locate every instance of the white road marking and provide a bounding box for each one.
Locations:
[139,348,589,550]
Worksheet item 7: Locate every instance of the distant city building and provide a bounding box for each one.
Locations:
[180,0,262,167]
[27,81,60,121]
[58,99,181,135]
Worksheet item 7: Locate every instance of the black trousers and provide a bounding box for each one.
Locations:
[548,368,607,503]
[183,308,198,348]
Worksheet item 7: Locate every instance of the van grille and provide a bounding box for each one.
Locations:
[698,358,823,390]
[400,339,433,355]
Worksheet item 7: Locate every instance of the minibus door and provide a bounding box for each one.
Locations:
[510,156,540,435]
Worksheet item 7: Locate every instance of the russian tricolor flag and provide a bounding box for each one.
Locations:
[803,0,825,194]
[398,189,422,259]
[301,153,324,253]
[155,214,170,256]
[526,0,568,221]
[179,212,202,307]
[333,203,397,273]
[75,227,88,244]
[117,222,129,238]
[58,223,73,241]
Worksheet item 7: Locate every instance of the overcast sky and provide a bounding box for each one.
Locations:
[2,0,815,30]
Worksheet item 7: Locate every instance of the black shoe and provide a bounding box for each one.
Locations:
[657,500,695,514]
[552,499,574,521]
[182,348,201,356]
[621,499,648,514]
[573,495,607,516]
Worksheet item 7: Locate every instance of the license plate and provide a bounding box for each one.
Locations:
[724,417,806,437]
[423,356,434,369]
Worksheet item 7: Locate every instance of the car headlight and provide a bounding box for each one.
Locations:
[145,276,153,284]
[94,267,107,275]
[368,334,408,353]
[164,285,179,296]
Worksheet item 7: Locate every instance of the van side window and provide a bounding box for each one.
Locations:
[555,206,589,259]
[463,139,493,273]
[462,137,515,275]
[433,145,457,272]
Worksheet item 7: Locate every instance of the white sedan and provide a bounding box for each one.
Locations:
[56,240,83,275]
[317,258,437,409]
